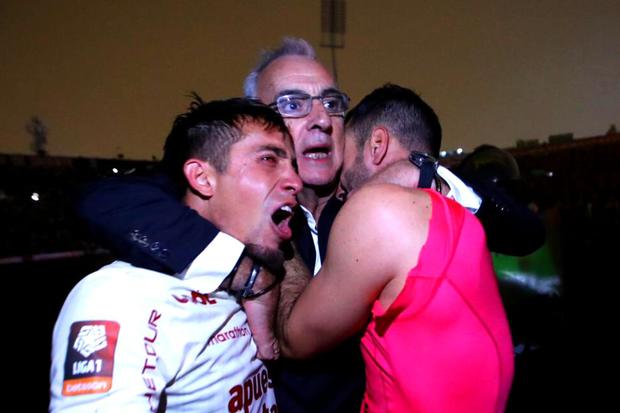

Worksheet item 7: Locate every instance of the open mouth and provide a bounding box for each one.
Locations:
[271,205,294,239]
[302,146,331,160]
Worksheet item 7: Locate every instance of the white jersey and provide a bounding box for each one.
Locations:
[50,234,277,413]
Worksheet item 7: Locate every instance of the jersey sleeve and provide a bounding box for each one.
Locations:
[50,267,169,412]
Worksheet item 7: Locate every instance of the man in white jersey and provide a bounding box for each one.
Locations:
[50,96,301,412]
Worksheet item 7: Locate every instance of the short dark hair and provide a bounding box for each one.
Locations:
[345,84,442,157]
[161,94,289,186]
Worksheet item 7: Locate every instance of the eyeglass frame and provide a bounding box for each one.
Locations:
[268,90,350,119]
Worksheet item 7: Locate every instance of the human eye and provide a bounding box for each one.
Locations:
[322,95,344,112]
[258,152,278,166]
[278,95,308,115]
[284,100,301,111]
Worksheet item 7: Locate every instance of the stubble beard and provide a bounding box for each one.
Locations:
[342,152,371,194]
[245,243,286,275]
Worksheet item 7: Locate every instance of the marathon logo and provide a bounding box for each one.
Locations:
[62,320,119,396]
[227,366,276,413]
[207,325,250,347]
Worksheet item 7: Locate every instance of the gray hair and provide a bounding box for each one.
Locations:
[243,37,317,98]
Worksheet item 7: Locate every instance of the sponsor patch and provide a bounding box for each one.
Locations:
[62,320,120,396]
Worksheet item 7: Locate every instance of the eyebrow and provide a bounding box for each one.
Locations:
[275,87,345,99]
[257,144,290,159]
[321,87,345,96]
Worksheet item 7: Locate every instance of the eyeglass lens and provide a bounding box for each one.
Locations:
[275,93,348,117]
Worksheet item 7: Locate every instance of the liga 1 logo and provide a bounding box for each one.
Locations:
[62,320,120,396]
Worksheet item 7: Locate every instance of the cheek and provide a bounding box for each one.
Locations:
[333,124,345,153]
[343,137,355,163]
[343,147,353,168]
[335,138,346,160]
[231,184,267,230]
[285,119,304,139]
[237,174,273,207]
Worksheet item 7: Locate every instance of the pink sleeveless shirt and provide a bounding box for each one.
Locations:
[361,189,514,413]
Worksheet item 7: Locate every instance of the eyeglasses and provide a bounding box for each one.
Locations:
[269,92,350,118]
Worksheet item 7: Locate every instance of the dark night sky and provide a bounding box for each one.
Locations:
[2,0,618,159]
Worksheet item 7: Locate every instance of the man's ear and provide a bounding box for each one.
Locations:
[183,159,216,198]
[368,126,390,166]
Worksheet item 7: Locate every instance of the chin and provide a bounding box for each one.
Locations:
[302,175,338,189]
[245,243,285,273]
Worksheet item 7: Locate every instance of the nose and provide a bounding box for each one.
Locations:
[306,98,332,131]
[282,163,303,195]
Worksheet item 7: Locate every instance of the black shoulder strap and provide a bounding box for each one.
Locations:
[418,161,436,188]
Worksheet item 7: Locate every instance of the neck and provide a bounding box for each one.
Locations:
[184,191,210,221]
[298,183,337,221]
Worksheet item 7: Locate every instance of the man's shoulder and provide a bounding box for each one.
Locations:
[76,260,163,286]
[335,184,432,254]
[62,261,171,313]
[347,183,431,215]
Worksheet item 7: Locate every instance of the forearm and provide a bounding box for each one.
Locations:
[365,159,422,190]
[220,255,283,360]
[243,288,280,360]
[76,172,219,273]
[469,179,546,255]
[365,159,449,195]
[275,252,313,357]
